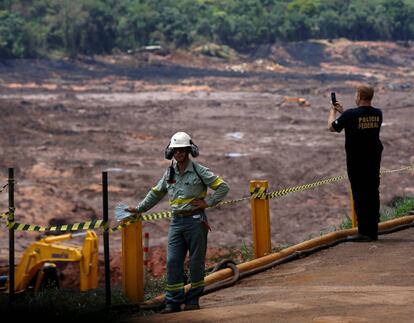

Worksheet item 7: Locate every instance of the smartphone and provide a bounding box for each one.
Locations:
[331,92,337,105]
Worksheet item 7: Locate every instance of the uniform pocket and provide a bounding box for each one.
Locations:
[192,177,202,185]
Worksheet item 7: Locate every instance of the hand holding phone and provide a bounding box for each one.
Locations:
[331,92,337,105]
[330,91,343,113]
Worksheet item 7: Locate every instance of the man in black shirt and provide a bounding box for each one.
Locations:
[328,85,383,241]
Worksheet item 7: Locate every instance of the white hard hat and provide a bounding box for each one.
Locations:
[169,132,192,148]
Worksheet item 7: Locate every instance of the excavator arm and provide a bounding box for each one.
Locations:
[11,230,98,293]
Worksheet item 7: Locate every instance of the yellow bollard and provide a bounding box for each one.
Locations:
[250,180,271,258]
[122,220,144,303]
[349,186,358,228]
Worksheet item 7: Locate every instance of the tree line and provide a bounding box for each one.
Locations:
[0,0,413,58]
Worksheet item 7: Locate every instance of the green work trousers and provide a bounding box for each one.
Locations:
[165,214,208,309]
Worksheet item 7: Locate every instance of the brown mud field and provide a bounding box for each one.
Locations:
[0,39,413,286]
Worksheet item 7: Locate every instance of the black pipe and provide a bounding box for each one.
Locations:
[8,168,14,305]
[102,172,111,306]
[141,218,414,311]
[203,260,240,295]
[378,222,414,235]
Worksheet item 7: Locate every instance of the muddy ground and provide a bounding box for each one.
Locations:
[0,39,413,286]
[135,227,414,323]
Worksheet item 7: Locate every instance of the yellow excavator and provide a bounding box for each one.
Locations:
[0,230,99,293]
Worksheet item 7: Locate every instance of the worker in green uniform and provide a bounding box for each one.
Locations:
[126,131,229,313]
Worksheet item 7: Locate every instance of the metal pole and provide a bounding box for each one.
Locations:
[8,168,15,305]
[250,180,271,258]
[102,172,111,306]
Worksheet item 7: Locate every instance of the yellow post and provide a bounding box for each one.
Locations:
[122,221,144,303]
[250,180,271,258]
[349,186,358,228]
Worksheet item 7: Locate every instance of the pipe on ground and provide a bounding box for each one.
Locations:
[141,215,414,308]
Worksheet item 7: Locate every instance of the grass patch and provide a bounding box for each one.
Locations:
[380,196,414,221]
[240,241,254,261]
[339,216,353,230]
[338,195,414,230]
[206,241,255,265]
[144,275,165,301]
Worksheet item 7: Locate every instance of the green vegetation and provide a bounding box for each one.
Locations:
[206,241,255,265]
[339,195,414,230]
[144,275,165,301]
[380,196,414,221]
[339,216,353,230]
[1,0,413,58]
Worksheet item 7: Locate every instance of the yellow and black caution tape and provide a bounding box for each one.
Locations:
[110,164,412,227]
[0,212,8,220]
[0,183,8,194]
[217,195,251,206]
[109,197,256,233]
[1,164,413,232]
[0,207,15,226]
[110,199,254,233]
[264,164,414,200]
[112,163,413,225]
[141,211,172,222]
[380,164,414,174]
[109,214,142,233]
[0,213,9,227]
[251,186,268,200]
[266,174,348,200]
[5,219,105,232]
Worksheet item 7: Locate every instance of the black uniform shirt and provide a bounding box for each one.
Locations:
[332,106,383,161]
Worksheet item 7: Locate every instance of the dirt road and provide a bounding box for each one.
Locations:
[134,227,414,323]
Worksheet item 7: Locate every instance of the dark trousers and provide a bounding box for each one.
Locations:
[165,215,208,308]
[347,155,381,238]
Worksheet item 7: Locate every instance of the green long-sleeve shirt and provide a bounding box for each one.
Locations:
[136,160,229,215]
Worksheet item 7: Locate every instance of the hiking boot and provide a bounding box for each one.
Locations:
[160,306,181,314]
[183,304,200,311]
